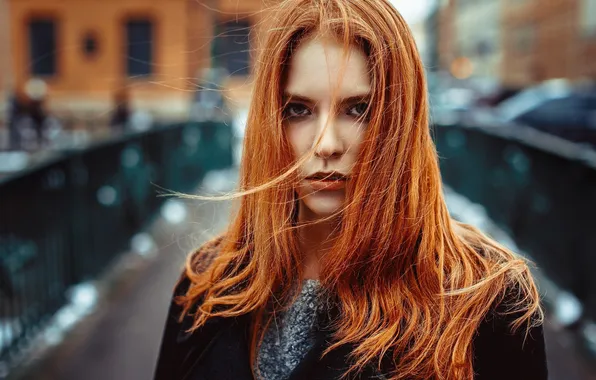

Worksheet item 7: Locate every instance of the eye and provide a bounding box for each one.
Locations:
[283,103,311,120]
[347,102,369,119]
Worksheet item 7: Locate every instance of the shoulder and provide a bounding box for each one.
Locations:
[187,235,226,275]
[472,283,548,380]
[172,235,226,302]
[451,222,548,378]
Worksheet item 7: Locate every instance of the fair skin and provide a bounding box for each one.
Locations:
[283,36,371,279]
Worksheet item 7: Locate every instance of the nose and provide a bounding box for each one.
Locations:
[314,112,344,160]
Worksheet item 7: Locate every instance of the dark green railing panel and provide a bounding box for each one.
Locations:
[435,123,596,320]
[0,120,234,367]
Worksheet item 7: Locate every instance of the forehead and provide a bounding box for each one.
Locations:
[284,36,371,99]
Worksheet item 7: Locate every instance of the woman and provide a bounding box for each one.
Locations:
[153,0,548,379]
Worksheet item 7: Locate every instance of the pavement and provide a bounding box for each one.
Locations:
[9,170,596,380]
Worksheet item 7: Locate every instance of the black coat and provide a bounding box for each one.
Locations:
[153,274,548,380]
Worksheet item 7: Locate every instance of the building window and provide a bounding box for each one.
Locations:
[581,0,596,36]
[29,19,57,76]
[213,20,251,76]
[82,32,99,58]
[126,19,153,77]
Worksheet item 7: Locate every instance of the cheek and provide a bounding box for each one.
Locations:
[341,122,367,156]
[287,123,314,156]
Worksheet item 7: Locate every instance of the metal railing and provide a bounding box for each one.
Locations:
[434,122,596,322]
[0,121,234,370]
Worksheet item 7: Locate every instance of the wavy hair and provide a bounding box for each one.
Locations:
[177,1,543,379]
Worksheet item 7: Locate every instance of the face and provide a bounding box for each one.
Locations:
[283,36,371,219]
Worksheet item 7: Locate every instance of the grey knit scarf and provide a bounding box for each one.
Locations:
[256,279,322,380]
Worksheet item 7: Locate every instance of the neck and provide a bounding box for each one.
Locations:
[296,203,341,280]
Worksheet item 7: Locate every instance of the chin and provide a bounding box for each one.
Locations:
[301,191,345,218]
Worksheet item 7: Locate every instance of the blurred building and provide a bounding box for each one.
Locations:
[208,0,275,110]
[453,0,501,80]
[6,0,271,124]
[502,0,596,87]
[436,0,501,81]
[424,1,441,72]
[438,0,456,74]
[439,0,596,88]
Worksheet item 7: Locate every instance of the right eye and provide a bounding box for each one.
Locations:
[283,103,311,120]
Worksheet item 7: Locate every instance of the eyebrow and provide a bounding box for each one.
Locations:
[282,92,371,106]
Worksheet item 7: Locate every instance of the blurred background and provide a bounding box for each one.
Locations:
[0,0,595,379]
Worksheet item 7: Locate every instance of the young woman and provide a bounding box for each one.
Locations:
[153,1,548,379]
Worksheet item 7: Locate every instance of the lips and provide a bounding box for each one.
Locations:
[304,172,348,191]
[305,172,348,181]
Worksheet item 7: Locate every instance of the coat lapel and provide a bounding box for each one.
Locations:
[287,306,381,380]
[287,328,362,380]
[176,312,253,380]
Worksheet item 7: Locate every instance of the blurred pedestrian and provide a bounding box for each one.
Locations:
[154,1,547,380]
[24,78,49,149]
[29,98,46,146]
[7,92,25,150]
[110,86,131,134]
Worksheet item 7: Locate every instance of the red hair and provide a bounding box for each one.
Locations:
[177,1,542,379]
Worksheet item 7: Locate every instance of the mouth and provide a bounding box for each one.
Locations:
[304,172,348,181]
[304,172,348,191]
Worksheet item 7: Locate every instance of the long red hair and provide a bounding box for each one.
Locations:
[177,1,542,379]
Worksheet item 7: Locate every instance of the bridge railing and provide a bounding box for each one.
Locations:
[0,121,234,370]
[434,122,596,322]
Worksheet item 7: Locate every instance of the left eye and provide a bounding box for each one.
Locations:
[283,103,311,119]
[347,102,369,118]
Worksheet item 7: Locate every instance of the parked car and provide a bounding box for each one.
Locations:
[496,80,596,145]
[429,74,520,126]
